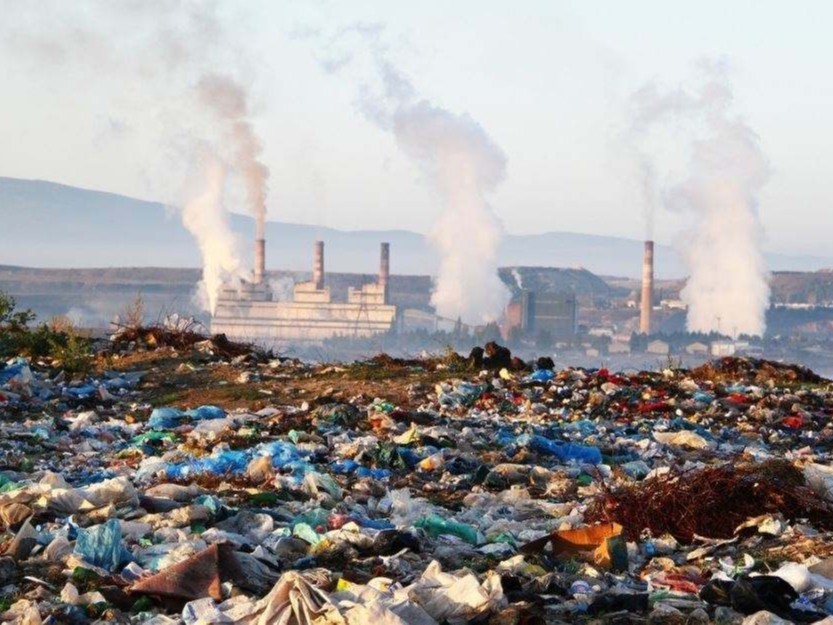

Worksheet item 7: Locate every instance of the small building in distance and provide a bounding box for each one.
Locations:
[661,299,687,310]
[685,341,710,355]
[646,339,670,355]
[608,341,631,354]
[711,340,737,357]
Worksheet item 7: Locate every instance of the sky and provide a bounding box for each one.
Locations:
[0,0,830,257]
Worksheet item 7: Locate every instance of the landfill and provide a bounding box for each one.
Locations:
[2,333,833,624]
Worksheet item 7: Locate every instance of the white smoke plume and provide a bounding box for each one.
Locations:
[317,27,511,325]
[626,84,695,240]
[629,65,770,338]
[512,269,525,291]
[182,153,243,313]
[1,2,264,313]
[197,75,270,242]
[393,100,510,325]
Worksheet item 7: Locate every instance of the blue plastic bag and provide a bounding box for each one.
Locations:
[355,467,392,480]
[330,460,359,474]
[185,405,226,420]
[73,519,131,572]
[64,385,98,399]
[148,407,185,430]
[529,369,555,382]
[166,450,250,479]
[693,391,715,404]
[0,362,30,384]
[259,441,302,468]
[522,434,602,465]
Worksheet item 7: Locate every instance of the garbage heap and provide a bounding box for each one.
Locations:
[2,345,833,624]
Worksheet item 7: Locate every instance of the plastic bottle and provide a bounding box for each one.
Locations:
[414,515,479,545]
[417,452,445,472]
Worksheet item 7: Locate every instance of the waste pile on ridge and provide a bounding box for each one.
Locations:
[1,337,833,624]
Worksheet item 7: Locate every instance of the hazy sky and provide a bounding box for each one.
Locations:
[1,0,830,256]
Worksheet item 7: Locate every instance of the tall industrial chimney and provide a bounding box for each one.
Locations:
[379,242,390,303]
[254,239,265,284]
[253,215,266,284]
[313,240,325,290]
[640,240,654,334]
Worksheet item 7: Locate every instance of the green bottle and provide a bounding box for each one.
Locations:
[415,515,480,545]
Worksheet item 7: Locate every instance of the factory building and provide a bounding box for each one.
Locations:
[527,291,578,338]
[502,290,578,339]
[211,241,397,345]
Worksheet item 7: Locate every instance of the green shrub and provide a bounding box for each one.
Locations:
[0,291,92,374]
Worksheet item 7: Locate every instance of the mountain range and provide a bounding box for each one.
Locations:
[1,176,830,279]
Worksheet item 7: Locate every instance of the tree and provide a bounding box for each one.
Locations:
[0,292,35,331]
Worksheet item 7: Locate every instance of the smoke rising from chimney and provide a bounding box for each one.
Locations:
[628,63,770,338]
[196,74,270,246]
[183,154,242,313]
[393,100,510,325]
[314,25,511,325]
[2,2,266,312]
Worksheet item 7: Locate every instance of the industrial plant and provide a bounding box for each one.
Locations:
[211,238,397,344]
[209,217,587,347]
[210,222,658,352]
[201,220,831,374]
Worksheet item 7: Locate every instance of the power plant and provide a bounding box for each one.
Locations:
[211,223,661,347]
[211,238,397,345]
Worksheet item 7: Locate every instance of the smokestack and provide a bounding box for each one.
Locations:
[379,242,390,302]
[640,240,654,334]
[254,235,265,284]
[313,240,325,290]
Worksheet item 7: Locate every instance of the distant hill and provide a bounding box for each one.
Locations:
[1,176,831,279]
[770,270,833,305]
[499,266,619,298]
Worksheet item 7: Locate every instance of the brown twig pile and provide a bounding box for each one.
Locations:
[691,357,827,386]
[585,460,833,543]
[111,322,255,358]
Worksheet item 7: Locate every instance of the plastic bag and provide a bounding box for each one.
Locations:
[519,434,602,465]
[148,407,186,430]
[186,405,226,420]
[407,561,505,625]
[73,518,132,572]
[654,431,715,450]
